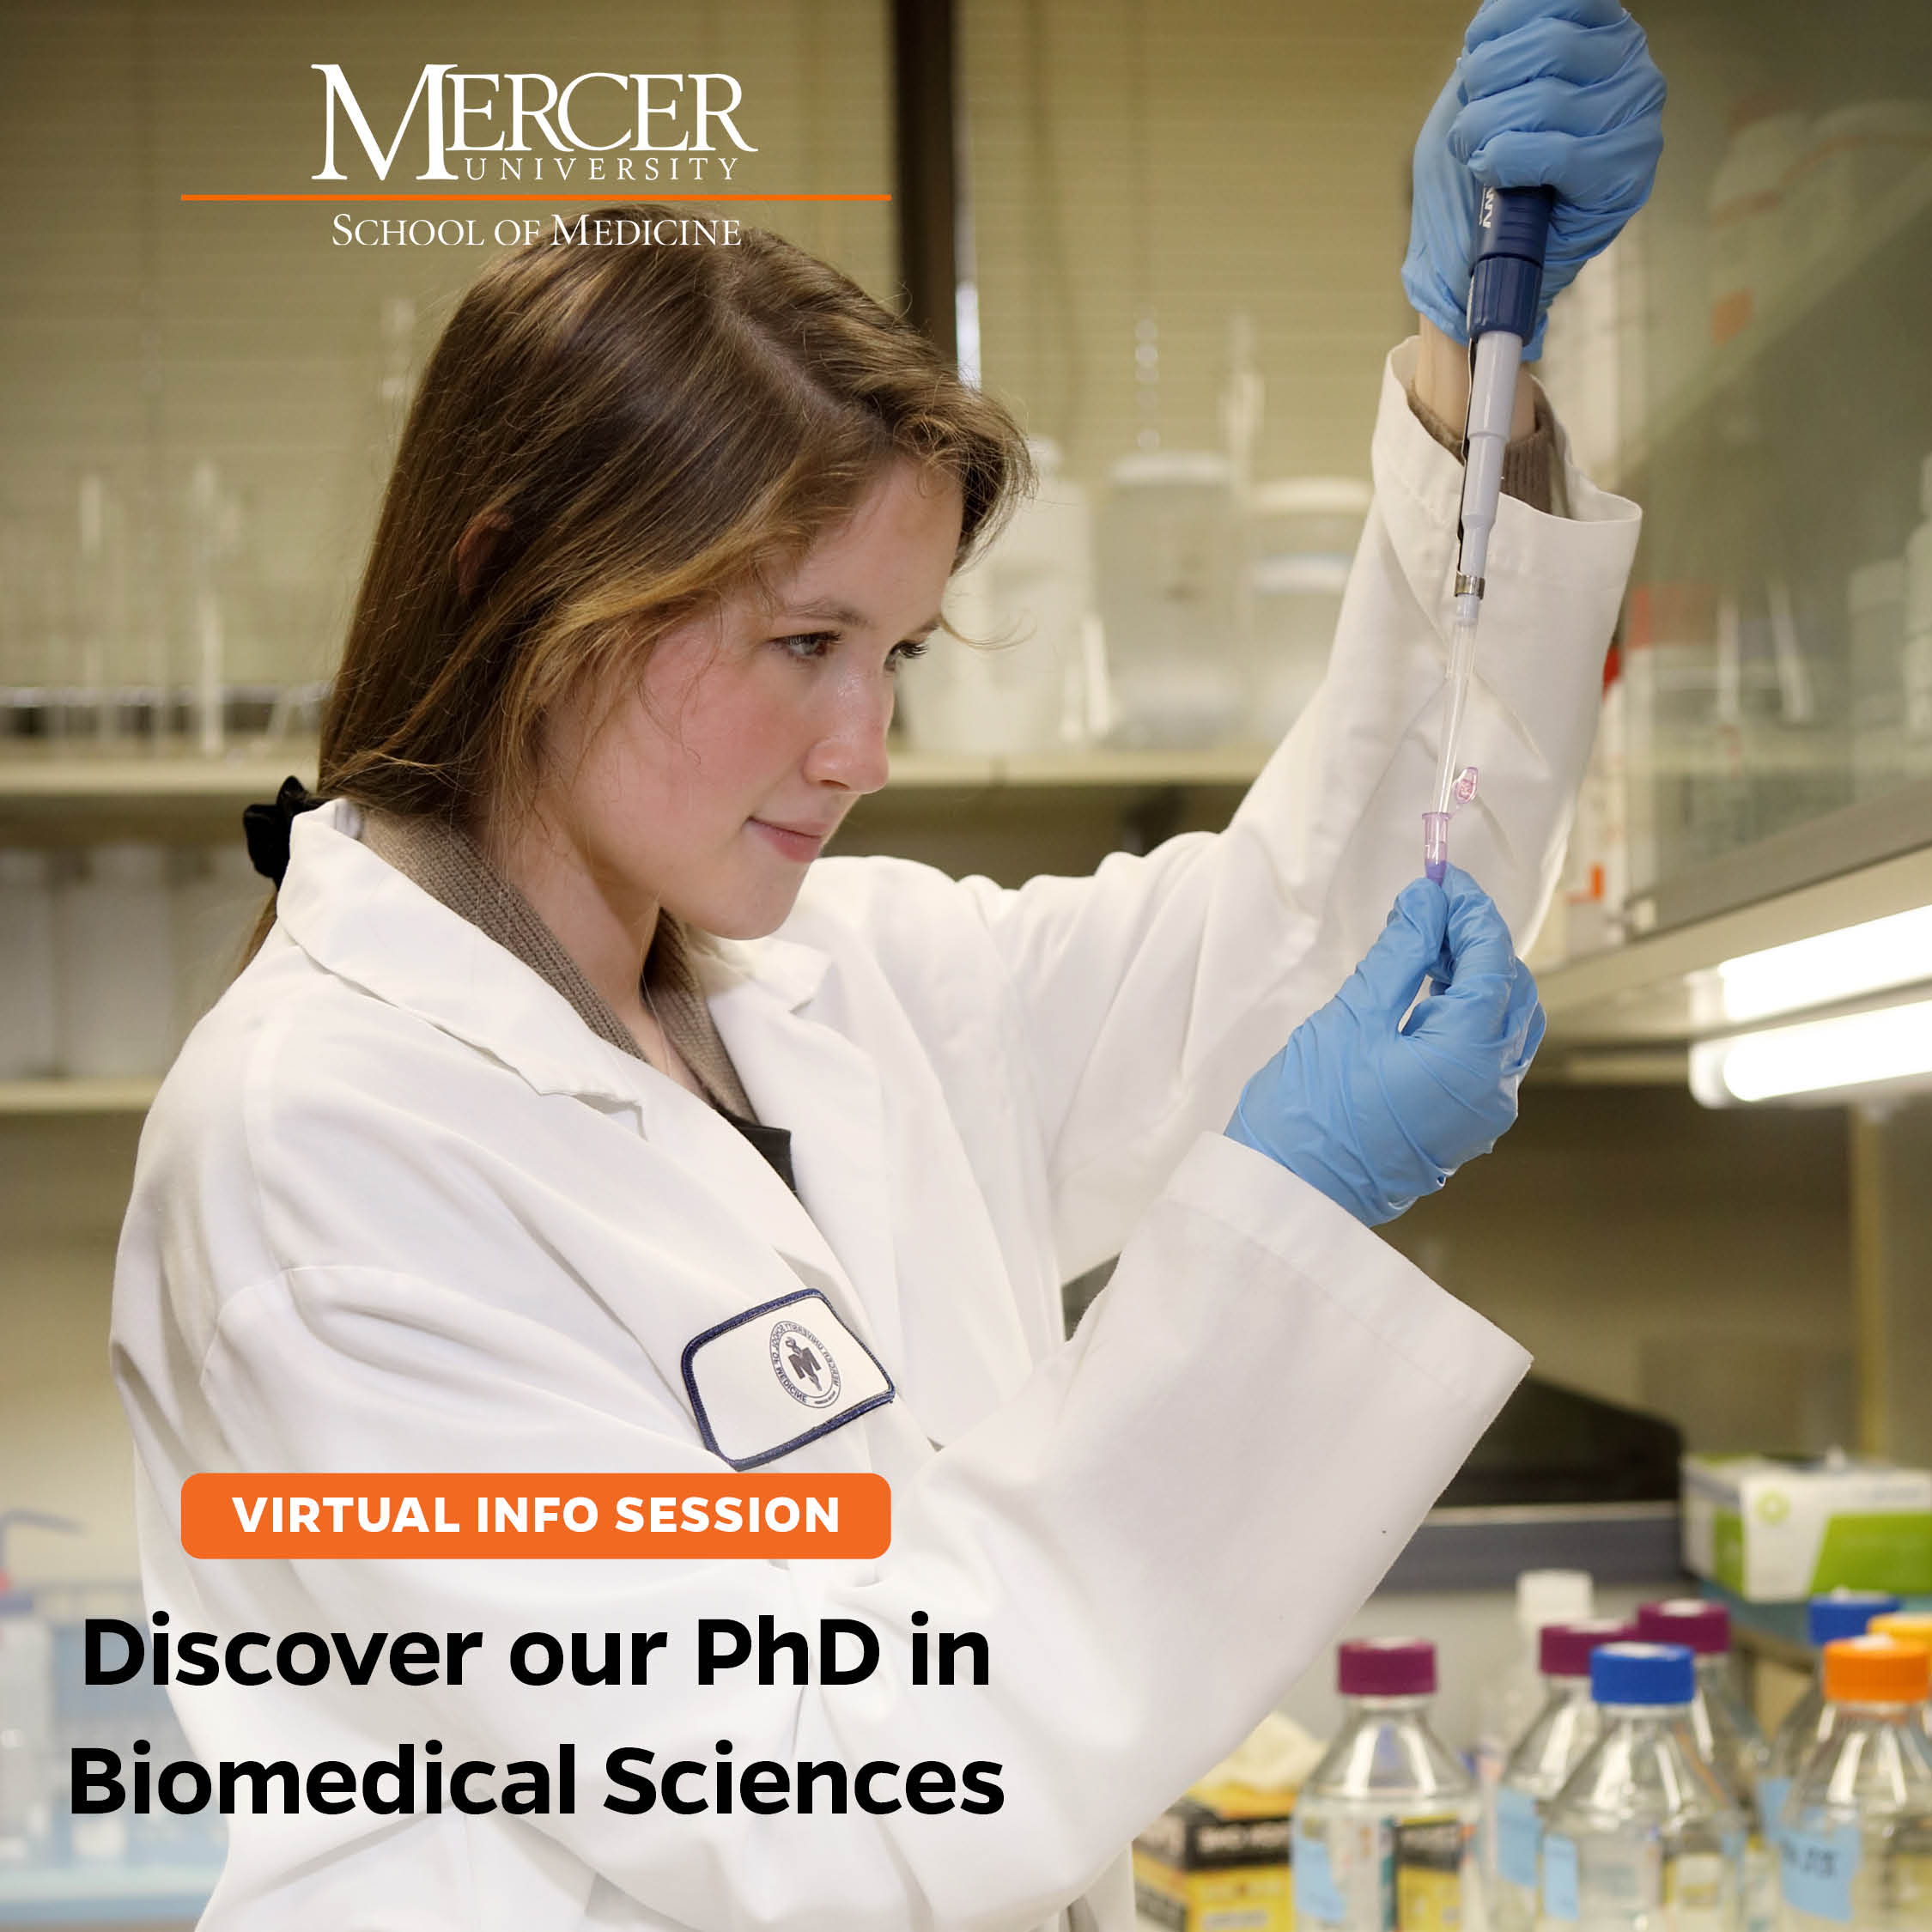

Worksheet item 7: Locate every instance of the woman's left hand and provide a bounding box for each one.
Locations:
[1402,0,1666,358]
[1226,867,1545,1227]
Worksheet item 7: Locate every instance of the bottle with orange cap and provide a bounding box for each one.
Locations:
[1763,1593,1904,1853]
[1780,1634,1932,1932]
[1871,1613,1932,1735]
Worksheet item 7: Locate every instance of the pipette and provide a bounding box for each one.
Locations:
[1424,184,1557,884]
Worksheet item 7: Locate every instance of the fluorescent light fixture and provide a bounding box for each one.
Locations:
[1716,904,1932,1024]
[1691,997,1932,1105]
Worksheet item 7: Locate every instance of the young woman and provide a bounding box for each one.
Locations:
[111,9,1662,1926]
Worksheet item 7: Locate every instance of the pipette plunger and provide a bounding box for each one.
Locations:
[1424,184,1556,883]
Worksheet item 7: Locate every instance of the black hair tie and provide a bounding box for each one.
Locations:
[242,776,325,887]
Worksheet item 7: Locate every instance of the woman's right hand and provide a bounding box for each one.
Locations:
[1402,0,1666,360]
[1227,867,1544,1225]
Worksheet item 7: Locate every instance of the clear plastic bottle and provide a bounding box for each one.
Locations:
[1094,451,1241,749]
[1637,1600,1773,1932]
[1292,1638,1479,1932]
[1762,1593,1902,1851]
[0,1597,52,1867]
[0,1512,77,1868]
[1242,476,1372,741]
[171,841,265,1049]
[1848,562,1909,801]
[1870,1615,1932,1738]
[1491,1619,1637,1932]
[0,850,58,1078]
[1905,454,1932,783]
[54,842,176,1078]
[901,436,1092,756]
[1476,1571,1597,1881]
[1780,1634,1932,1932]
[1540,1641,1743,1932]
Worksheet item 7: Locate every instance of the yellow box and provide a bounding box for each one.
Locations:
[1133,1786,1295,1932]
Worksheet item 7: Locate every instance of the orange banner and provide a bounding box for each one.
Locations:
[181,1473,890,1559]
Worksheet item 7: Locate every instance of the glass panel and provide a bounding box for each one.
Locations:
[1538,0,1932,938]
[962,0,1932,924]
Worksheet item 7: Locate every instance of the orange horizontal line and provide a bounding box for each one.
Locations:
[181,191,890,204]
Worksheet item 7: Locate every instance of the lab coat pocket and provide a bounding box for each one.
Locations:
[680,1285,895,1470]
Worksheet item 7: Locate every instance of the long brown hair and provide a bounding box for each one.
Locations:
[246,204,1030,951]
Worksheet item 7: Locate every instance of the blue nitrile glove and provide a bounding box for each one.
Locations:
[1402,0,1666,357]
[1227,867,1546,1226]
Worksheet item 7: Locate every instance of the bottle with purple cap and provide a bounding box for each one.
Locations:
[1475,1570,1596,1887]
[1490,1618,1637,1932]
[1759,1590,1901,1852]
[1291,1638,1478,1932]
[1637,1601,1773,1932]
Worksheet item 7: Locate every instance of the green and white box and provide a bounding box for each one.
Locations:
[1682,1455,1932,1601]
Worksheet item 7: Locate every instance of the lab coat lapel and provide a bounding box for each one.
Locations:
[703,953,906,1378]
[709,934,1043,1449]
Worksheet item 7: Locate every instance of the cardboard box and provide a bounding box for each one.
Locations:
[1133,1784,1294,1932]
[1682,1454,1932,1601]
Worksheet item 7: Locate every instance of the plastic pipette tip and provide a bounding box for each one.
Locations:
[1423,811,1449,884]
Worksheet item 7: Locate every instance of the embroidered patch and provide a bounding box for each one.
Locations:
[681,1288,894,1471]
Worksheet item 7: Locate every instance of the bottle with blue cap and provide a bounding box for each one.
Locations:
[1539,1642,1743,1932]
[1638,1599,1773,1932]
[1779,1634,1932,1932]
[1760,1592,1903,1852]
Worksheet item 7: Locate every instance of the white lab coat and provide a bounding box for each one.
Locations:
[110,343,1640,1932]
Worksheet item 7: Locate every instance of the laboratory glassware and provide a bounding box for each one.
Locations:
[901,437,1091,756]
[1761,1592,1903,1850]
[1291,1637,1479,1932]
[55,844,176,1078]
[1244,477,1372,742]
[1492,1618,1637,1932]
[1094,451,1241,749]
[1539,1641,1744,1932]
[1849,562,1909,800]
[1637,1599,1774,1932]
[0,850,58,1078]
[1474,1571,1597,1878]
[0,1513,78,1868]
[1905,454,1932,781]
[1779,1634,1932,1932]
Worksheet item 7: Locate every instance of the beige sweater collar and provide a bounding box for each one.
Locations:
[358,810,759,1123]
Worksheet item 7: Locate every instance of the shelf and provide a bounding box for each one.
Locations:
[0,746,317,805]
[1637,780,1932,935]
[1540,840,1932,1048]
[885,744,1270,789]
[0,743,1269,809]
[0,1078,162,1115]
[1608,151,1932,488]
[1380,1501,1684,1594]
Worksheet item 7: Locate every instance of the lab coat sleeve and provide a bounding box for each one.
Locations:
[838,341,1639,1277]
[156,1134,1526,1932]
